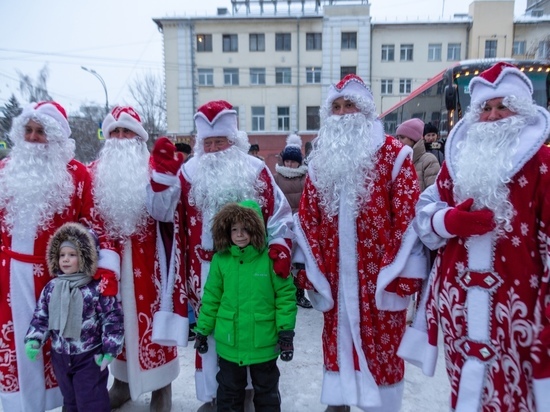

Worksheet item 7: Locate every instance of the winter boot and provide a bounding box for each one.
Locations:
[244,388,255,412]
[324,406,351,412]
[196,398,217,412]
[150,383,172,412]
[188,322,197,341]
[109,378,131,409]
[296,288,312,309]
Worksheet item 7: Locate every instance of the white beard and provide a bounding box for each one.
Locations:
[0,140,75,238]
[453,115,525,232]
[308,113,379,217]
[93,138,150,238]
[189,146,265,224]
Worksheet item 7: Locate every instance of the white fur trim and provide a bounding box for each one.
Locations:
[152,311,188,346]
[102,109,148,142]
[466,233,493,270]
[326,77,374,106]
[467,289,490,341]
[194,109,238,141]
[195,335,219,402]
[392,145,413,182]
[397,327,438,376]
[533,377,550,412]
[152,170,179,187]
[431,207,455,238]
[455,359,485,412]
[469,66,533,107]
[98,248,120,278]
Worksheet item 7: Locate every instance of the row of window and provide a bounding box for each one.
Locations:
[231,106,320,131]
[197,32,357,52]
[381,43,462,62]
[380,78,413,95]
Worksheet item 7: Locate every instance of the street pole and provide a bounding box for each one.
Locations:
[81,66,109,115]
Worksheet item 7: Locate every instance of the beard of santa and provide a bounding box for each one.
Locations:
[453,114,526,233]
[94,138,150,238]
[189,145,266,224]
[0,140,75,238]
[308,112,378,218]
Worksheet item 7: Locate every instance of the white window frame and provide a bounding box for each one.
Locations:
[381,79,393,95]
[306,67,321,84]
[382,44,395,61]
[277,107,290,131]
[198,68,213,86]
[275,68,291,84]
[399,79,412,94]
[252,106,265,131]
[400,44,413,61]
[250,68,266,85]
[428,44,442,61]
[223,68,239,86]
[447,43,461,61]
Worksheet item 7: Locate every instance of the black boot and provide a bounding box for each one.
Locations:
[296,288,312,309]
[189,322,197,341]
[150,383,172,412]
[109,378,131,409]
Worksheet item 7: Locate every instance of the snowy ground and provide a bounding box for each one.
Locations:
[4,305,451,412]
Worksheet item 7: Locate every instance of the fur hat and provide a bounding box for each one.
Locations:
[281,134,303,164]
[423,122,439,136]
[396,118,425,142]
[102,106,149,142]
[10,101,71,142]
[211,200,266,252]
[47,222,99,277]
[325,74,374,107]
[469,62,533,107]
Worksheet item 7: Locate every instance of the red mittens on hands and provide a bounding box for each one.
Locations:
[95,268,118,297]
[268,244,291,279]
[385,277,423,297]
[444,198,495,238]
[152,137,184,176]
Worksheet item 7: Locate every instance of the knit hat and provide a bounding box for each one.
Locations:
[423,122,439,136]
[469,62,533,107]
[281,134,303,164]
[102,106,149,142]
[11,101,71,142]
[396,118,425,142]
[325,74,374,107]
[175,142,192,155]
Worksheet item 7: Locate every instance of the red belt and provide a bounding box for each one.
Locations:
[0,245,46,265]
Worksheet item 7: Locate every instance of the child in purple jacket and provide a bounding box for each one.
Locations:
[25,222,124,412]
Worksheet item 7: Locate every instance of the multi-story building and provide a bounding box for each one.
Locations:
[153,0,550,170]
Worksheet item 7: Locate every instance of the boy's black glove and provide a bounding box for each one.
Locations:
[194,333,208,354]
[277,330,295,362]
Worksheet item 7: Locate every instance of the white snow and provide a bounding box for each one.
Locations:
[2,306,451,411]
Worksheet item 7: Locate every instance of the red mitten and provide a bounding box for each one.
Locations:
[540,304,550,346]
[152,137,184,176]
[295,268,314,290]
[96,268,118,296]
[444,198,495,238]
[268,244,291,279]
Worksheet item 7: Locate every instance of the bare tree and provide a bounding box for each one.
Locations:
[69,104,105,164]
[17,65,52,103]
[128,72,167,149]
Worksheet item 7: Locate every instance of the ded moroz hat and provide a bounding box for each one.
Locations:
[325,74,374,106]
[12,101,72,142]
[102,106,149,142]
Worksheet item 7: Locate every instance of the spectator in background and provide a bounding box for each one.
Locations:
[395,118,440,192]
[274,133,312,309]
[248,143,264,161]
[423,122,445,165]
[176,142,193,162]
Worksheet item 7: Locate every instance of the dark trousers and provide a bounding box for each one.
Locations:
[51,346,110,412]
[217,357,281,412]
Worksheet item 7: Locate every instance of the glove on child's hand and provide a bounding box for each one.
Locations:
[194,333,208,354]
[94,353,114,371]
[277,330,295,362]
[268,244,291,279]
[25,340,40,361]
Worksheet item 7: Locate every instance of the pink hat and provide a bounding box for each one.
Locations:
[396,118,424,142]
[469,62,533,106]
[102,106,149,142]
[325,74,374,106]
[14,101,71,141]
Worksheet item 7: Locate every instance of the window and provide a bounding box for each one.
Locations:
[381,44,395,62]
[537,40,550,59]
[485,40,497,58]
[198,69,213,86]
[252,107,265,131]
[340,66,356,79]
[399,79,412,94]
[306,106,320,130]
[513,41,526,55]
[275,68,291,84]
[306,33,322,51]
[384,113,398,135]
[249,33,265,52]
[250,68,266,85]
[275,33,291,51]
[400,44,413,61]
[447,43,461,61]
[341,32,357,49]
[306,67,321,84]
[277,107,290,131]
[197,34,212,52]
[223,68,239,86]
[381,79,393,95]
[428,44,442,61]
[222,34,238,52]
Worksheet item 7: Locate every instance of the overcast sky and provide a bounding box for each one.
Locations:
[0,0,528,114]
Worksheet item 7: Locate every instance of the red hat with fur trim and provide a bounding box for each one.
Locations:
[102,106,149,142]
[326,74,374,106]
[13,101,71,142]
[194,100,238,141]
[469,62,533,106]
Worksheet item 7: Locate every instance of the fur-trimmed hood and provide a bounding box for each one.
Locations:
[47,222,99,277]
[212,200,266,252]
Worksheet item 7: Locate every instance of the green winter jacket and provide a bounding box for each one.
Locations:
[195,244,297,366]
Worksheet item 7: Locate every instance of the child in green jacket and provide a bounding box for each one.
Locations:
[194,200,297,411]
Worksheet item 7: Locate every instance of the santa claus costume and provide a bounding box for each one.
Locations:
[399,62,550,411]
[147,100,294,406]
[293,75,428,411]
[0,101,96,412]
[89,106,185,410]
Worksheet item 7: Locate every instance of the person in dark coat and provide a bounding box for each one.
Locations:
[423,122,445,165]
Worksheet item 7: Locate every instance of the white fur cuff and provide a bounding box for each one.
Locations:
[431,208,455,238]
[397,327,437,376]
[534,377,550,412]
[152,170,179,187]
[152,311,188,347]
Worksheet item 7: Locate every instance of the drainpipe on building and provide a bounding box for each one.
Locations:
[190,21,197,135]
[296,17,301,131]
